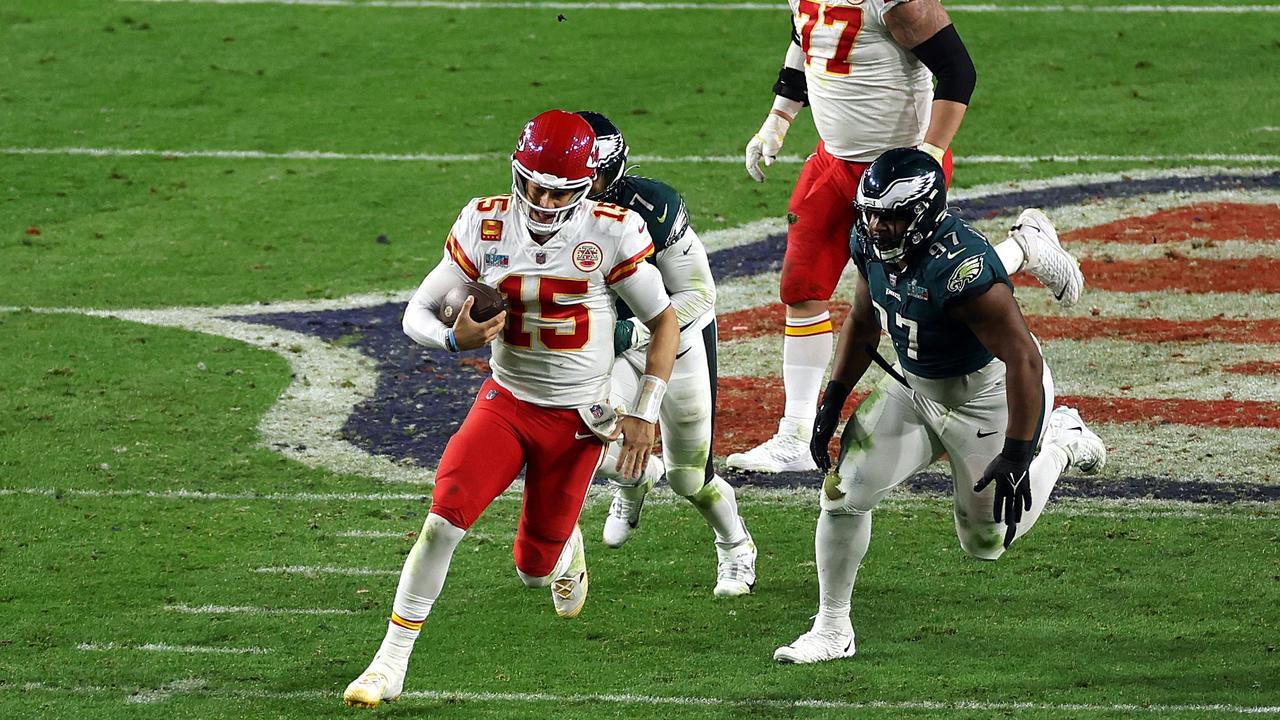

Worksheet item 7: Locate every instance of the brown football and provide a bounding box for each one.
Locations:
[437,281,507,327]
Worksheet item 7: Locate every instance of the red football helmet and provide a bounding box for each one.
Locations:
[510,110,598,235]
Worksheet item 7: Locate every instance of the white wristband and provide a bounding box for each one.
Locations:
[629,375,667,424]
[920,142,946,164]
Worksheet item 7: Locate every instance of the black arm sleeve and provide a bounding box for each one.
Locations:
[773,67,809,105]
[909,24,976,105]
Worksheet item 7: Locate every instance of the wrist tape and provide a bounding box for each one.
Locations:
[630,375,668,424]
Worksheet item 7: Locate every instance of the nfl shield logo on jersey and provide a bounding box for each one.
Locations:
[485,389,498,401]
[590,403,604,419]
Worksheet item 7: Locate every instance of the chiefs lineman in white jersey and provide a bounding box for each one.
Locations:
[344,110,678,709]
[731,0,1086,473]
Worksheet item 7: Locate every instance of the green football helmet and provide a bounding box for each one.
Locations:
[854,147,948,264]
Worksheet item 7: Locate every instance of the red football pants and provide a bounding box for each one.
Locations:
[780,141,954,305]
[430,378,605,578]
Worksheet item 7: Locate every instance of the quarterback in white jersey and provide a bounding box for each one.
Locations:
[438,190,664,408]
[345,110,678,710]
[731,0,1085,474]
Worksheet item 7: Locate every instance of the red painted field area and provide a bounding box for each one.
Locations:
[1060,203,1280,244]
[712,201,1280,453]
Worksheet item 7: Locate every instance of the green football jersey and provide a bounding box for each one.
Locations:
[852,214,1011,379]
[613,175,690,322]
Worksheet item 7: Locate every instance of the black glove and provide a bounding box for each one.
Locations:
[974,438,1035,548]
[810,381,852,472]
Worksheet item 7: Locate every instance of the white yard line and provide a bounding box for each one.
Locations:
[77,642,271,655]
[165,603,355,615]
[3,145,1279,165]
[127,678,209,705]
[0,486,427,502]
[7,680,1280,714]
[2,485,1276,519]
[253,565,400,575]
[334,529,415,537]
[121,0,1280,13]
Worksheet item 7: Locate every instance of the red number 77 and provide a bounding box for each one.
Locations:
[796,1,864,77]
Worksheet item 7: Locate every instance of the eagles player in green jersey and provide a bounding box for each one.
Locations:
[573,111,756,597]
[774,148,1107,664]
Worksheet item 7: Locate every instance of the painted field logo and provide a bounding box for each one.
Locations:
[217,168,1279,489]
[573,242,603,272]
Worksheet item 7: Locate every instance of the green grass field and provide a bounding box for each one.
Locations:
[3,0,1279,717]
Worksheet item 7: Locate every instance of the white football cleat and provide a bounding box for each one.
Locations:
[713,524,757,598]
[551,525,588,619]
[1008,208,1084,308]
[602,475,654,548]
[343,663,404,709]
[725,419,817,473]
[773,624,856,664]
[1042,406,1107,475]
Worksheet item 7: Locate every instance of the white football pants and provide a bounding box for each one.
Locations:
[598,334,713,496]
[820,355,1056,557]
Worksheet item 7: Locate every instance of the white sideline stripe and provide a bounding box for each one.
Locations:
[0,487,426,502]
[78,642,271,655]
[165,603,355,615]
[7,681,1280,715]
[121,0,1280,13]
[335,529,414,537]
[2,486,1276,520]
[254,565,400,576]
[4,145,1279,165]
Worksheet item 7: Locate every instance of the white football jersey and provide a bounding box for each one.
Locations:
[444,195,665,408]
[789,0,934,161]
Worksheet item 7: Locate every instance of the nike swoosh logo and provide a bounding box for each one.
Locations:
[656,205,668,223]
[574,431,595,440]
[976,430,998,438]
[682,243,692,256]
[946,248,967,259]
[1054,285,1068,301]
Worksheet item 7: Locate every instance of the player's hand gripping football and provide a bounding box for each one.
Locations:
[810,381,852,472]
[974,442,1034,549]
[745,111,792,182]
[613,416,656,482]
[451,296,507,350]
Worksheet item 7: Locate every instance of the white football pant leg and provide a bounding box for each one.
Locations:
[940,358,1058,559]
[815,377,940,627]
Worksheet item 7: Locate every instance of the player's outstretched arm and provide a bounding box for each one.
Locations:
[811,274,882,471]
[886,0,976,161]
[949,282,1043,546]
